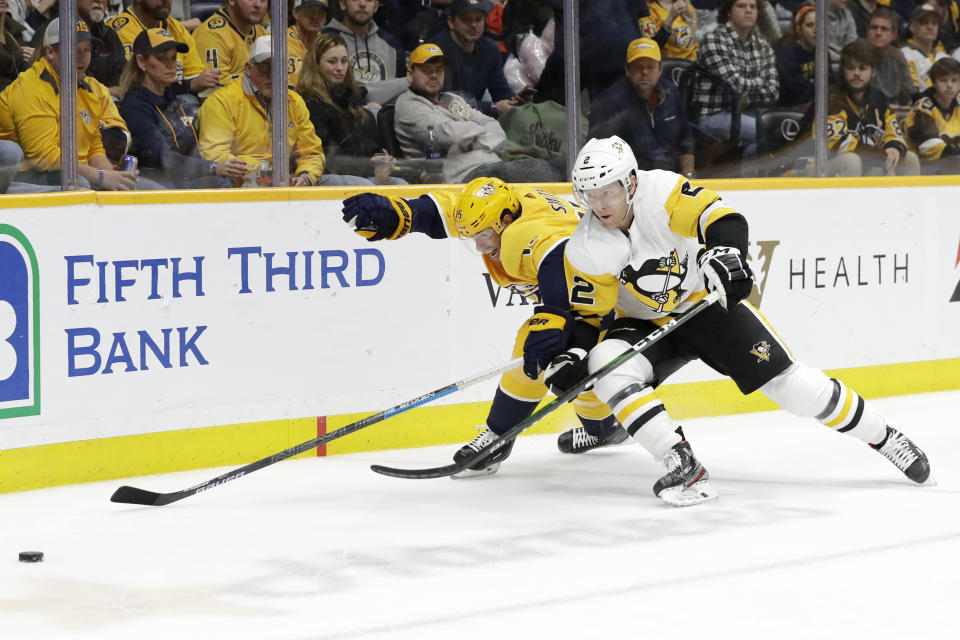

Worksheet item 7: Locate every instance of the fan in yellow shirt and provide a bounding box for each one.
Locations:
[198,36,326,186]
[287,0,328,86]
[193,0,269,86]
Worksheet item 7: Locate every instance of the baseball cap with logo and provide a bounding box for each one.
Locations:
[449,0,494,16]
[43,18,97,47]
[409,43,448,67]
[249,35,272,63]
[133,28,189,57]
[293,0,328,8]
[626,38,662,64]
[910,3,939,22]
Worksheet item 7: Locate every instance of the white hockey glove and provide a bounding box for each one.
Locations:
[543,348,591,398]
[697,246,753,310]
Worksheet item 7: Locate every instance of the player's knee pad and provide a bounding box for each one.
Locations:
[588,339,655,404]
[498,365,546,404]
[759,361,834,418]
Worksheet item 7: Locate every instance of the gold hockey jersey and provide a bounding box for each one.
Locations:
[193,9,269,85]
[565,170,739,324]
[107,8,206,80]
[426,186,617,324]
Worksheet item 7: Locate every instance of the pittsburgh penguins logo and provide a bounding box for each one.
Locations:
[620,249,689,313]
[750,341,772,363]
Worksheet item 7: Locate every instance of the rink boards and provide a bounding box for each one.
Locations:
[1,176,959,492]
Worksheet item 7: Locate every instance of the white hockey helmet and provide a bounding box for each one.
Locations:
[571,136,639,209]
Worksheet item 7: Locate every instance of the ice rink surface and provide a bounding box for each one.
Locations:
[2,390,958,639]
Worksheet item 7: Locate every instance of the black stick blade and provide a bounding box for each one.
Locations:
[110,485,164,505]
[370,463,462,479]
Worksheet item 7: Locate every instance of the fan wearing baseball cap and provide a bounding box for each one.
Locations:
[106,0,218,94]
[0,18,155,190]
[197,35,329,187]
[901,3,950,94]
[589,38,695,176]
[117,28,245,188]
[288,0,329,86]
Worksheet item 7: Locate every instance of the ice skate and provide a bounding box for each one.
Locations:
[557,421,628,454]
[870,425,932,484]
[652,429,718,507]
[451,426,515,478]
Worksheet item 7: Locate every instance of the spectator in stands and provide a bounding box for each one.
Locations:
[395,43,556,183]
[79,0,126,97]
[193,0,268,86]
[902,3,949,95]
[590,38,695,174]
[296,33,406,185]
[776,3,816,108]
[108,0,219,94]
[288,0,328,87]
[936,0,960,52]
[198,36,335,186]
[827,0,858,74]
[849,0,878,37]
[693,0,779,155]
[639,0,699,60]
[905,56,960,172]
[119,28,243,188]
[324,0,407,105]
[6,0,34,43]
[820,39,920,175]
[0,0,28,90]
[429,0,522,117]
[0,19,162,189]
[867,7,914,106]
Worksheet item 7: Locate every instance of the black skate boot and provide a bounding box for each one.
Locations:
[652,428,718,507]
[451,426,515,478]
[558,419,628,454]
[870,425,932,484]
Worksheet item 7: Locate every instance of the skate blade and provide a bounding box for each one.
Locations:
[451,462,501,479]
[658,480,719,507]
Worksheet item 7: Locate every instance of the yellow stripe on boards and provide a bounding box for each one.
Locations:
[1,358,958,493]
[0,418,316,494]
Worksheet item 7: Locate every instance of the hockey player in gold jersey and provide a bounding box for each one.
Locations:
[341,178,627,477]
[550,135,932,505]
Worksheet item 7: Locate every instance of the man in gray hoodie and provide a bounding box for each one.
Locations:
[395,43,557,184]
[324,0,408,105]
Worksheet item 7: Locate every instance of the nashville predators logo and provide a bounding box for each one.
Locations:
[476,181,496,197]
[208,15,226,29]
[110,16,129,30]
[620,249,688,313]
[750,341,772,362]
[79,109,92,125]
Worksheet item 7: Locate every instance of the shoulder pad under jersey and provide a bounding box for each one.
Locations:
[565,213,630,277]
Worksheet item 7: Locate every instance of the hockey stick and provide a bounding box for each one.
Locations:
[110,357,523,506]
[371,290,721,480]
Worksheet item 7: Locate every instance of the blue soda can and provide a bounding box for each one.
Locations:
[120,155,138,172]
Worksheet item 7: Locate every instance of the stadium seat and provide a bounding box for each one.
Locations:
[660,58,694,90]
[755,109,805,156]
[377,104,403,158]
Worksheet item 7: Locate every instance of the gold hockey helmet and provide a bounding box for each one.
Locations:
[453,177,521,237]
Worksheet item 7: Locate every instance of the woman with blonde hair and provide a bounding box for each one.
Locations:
[118,27,245,188]
[297,32,405,185]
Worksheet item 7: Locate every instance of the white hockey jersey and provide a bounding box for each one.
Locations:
[566,169,740,324]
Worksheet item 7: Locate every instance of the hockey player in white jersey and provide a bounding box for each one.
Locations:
[540,136,932,506]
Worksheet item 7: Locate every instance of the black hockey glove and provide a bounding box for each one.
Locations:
[522,306,573,379]
[341,193,413,241]
[543,348,591,397]
[697,246,753,310]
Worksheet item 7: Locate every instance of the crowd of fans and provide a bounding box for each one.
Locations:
[1,0,959,192]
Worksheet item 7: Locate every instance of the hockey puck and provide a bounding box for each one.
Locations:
[18,551,43,563]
